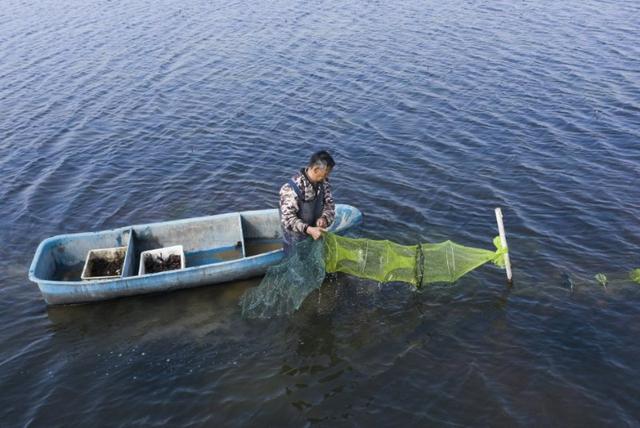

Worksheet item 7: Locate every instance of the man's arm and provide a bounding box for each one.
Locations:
[279,184,308,234]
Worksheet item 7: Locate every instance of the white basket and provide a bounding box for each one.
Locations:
[138,245,186,275]
[81,246,127,280]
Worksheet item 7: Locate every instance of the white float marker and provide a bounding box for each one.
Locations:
[494,207,513,283]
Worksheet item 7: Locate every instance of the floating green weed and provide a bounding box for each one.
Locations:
[595,273,607,288]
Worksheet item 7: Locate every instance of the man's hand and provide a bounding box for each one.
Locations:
[307,226,327,240]
[316,217,328,228]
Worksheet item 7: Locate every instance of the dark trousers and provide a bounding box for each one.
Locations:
[282,228,308,256]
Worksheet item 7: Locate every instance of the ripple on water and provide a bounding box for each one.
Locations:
[1,0,640,425]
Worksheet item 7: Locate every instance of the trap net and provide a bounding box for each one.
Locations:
[240,237,326,319]
[323,233,506,286]
[240,232,507,319]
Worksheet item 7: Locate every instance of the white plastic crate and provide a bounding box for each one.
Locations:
[138,245,186,275]
[81,246,127,280]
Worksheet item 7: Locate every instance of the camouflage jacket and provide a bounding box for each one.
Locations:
[279,168,336,234]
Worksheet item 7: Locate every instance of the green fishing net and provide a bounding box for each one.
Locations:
[324,233,506,286]
[240,238,326,319]
[240,232,507,318]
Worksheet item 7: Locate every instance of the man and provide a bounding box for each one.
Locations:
[279,150,336,255]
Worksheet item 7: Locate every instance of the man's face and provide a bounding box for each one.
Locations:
[308,166,332,183]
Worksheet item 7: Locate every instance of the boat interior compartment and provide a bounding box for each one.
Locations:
[240,211,283,257]
[42,228,133,282]
[35,211,288,281]
[129,213,246,269]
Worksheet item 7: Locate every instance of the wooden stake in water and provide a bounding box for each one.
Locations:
[494,207,513,283]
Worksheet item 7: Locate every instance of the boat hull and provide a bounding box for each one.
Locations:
[29,204,363,305]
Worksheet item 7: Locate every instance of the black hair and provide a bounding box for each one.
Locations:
[308,150,335,169]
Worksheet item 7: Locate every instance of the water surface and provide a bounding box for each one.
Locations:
[1,0,640,425]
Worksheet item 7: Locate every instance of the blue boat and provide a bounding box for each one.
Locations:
[29,204,363,305]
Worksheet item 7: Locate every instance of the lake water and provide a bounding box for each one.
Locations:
[2,0,640,425]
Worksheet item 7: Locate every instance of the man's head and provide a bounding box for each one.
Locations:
[306,150,335,183]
